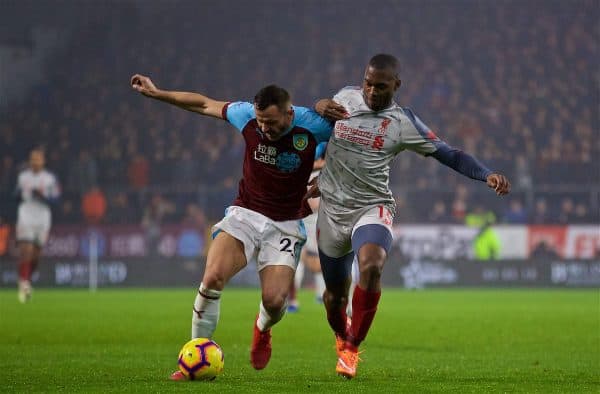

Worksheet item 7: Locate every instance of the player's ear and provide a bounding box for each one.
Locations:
[395,78,401,90]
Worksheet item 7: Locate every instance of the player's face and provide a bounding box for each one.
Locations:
[29,151,45,172]
[362,66,400,111]
[255,104,293,141]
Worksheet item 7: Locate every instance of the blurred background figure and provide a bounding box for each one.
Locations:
[466,205,500,261]
[0,216,9,257]
[142,193,175,257]
[67,149,97,194]
[502,198,529,224]
[81,185,107,225]
[14,148,60,302]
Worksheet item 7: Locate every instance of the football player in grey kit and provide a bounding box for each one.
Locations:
[308,54,511,379]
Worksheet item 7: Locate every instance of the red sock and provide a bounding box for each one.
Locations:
[349,285,381,347]
[18,260,32,281]
[325,300,348,338]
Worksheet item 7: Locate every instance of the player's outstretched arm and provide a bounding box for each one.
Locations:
[314,99,349,121]
[130,74,227,119]
[430,144,511,196]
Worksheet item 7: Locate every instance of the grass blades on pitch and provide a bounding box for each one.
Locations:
[0,288,598,393]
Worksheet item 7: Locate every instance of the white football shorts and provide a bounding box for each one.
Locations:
[212,206,307,271]
[16,214,51,247]
[316,202,394,258]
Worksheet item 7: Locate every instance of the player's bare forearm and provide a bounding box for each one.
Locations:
[131,74,226,119]
[155,90,225,118]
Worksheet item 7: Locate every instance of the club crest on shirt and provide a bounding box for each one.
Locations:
[293,134,308,151]
[378,118,392,134]
[276,152,301,173]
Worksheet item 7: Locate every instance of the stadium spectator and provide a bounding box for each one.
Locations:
[141,193,176,256]
[472,220,501,261]
[451,185,470,223]
[0,216,9,256]
[531,240,560,261]
[428,200,455,224]
[127,153,150,191]
[81,186,107,224]
[502,198,529,224]
[466,205,497,228]
[557,197,576,224]
[106,191,136,224]
[181,203,207,230]
[55,195,79,224]
[0,155,15,193]
[530,198,550,224]
[173,149,199,185]
[572,202,591,224]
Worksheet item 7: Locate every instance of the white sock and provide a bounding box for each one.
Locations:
[191,283,221,339]
[314,272,326,299]
[256,301,286,332]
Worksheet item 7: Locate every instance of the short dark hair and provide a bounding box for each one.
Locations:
[254,85,291,111]
[369,54,399,74]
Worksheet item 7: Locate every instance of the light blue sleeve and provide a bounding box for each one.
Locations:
[224,101,255,132]
[292,106,333,143]
[315,142,327,159]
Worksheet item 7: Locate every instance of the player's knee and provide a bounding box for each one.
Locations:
[261,291,287,313]
[201,273,227,291]
[323,289,348,308]
[358,255,385,283]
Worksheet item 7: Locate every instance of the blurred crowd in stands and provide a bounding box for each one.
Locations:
[0,0,597,226]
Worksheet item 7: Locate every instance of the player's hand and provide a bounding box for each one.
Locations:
[486,174,511,196]
[32,189,44,197]
[31,189,46,201]
[131,74,159,97]
[315,99,349,121]
[302,176,321,203]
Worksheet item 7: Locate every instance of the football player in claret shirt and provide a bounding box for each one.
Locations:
[307,54,511,379]
[131,75,332,378]
[15,148,60,303]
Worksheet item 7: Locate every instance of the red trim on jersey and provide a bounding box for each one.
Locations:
[426,130,439,140]
[221,102,231,120]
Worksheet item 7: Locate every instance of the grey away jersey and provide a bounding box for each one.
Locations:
[318,86,442,220]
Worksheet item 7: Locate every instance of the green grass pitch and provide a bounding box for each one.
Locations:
[0,288,598,393]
